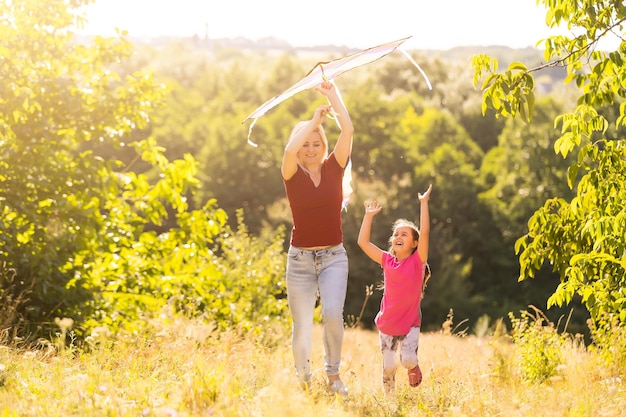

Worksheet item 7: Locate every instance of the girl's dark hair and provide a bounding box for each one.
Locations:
[422,263,431,300]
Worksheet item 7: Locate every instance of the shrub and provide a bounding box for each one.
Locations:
[509,306,565,383]
[587,315,626,378]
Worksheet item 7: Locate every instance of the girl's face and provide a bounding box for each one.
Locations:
[297,131,326,164]
[392,226,418,256]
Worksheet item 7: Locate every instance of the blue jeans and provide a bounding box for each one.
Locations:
[286,244,349,382]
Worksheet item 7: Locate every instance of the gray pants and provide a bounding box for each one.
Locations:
[379,326,420,393]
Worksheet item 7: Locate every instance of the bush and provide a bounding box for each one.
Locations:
[509,306,565,383]
[587,315,626,378]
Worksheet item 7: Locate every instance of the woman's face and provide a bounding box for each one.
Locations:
[297,131,326,164]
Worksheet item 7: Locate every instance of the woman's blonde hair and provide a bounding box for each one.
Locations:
[290,121,329,160]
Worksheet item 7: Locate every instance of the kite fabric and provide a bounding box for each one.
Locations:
[243,35,432,147]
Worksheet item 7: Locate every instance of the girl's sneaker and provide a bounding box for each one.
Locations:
[408,364,422,387]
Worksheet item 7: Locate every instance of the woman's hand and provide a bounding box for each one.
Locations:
[315,80,336,97]
[312,104,332,125]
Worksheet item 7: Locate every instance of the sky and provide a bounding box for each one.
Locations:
[79,0,569,50]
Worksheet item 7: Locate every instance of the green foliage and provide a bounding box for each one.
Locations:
[0,0,171,336]
[587,315,626,377]
[74,194,226,335]
[0,262,25,337]
[67,177,289,337]
[210,209,289,332]
[108,37,580,334]
[343,101,491,328]
[0,0,291,341]
[479,96,578,239]
[4,0,607,344]
[516,140,626,323]
[148,47,300,233]
[509,308,565,383]
[472,54,535,122]
[477,96,589,326]
[473,0,626,331]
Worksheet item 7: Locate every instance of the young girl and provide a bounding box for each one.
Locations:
[357,184,432,394]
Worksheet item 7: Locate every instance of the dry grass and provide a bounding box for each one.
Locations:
[0,316,624,416]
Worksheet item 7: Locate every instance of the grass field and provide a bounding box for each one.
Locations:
[0,314,624,416]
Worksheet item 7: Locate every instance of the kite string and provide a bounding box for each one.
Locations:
[320,67,341,121]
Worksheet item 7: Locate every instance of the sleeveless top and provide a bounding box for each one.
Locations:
[283,153,344,247]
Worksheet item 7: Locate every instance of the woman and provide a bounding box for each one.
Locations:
[281,80,354,396]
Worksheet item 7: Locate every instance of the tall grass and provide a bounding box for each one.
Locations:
[0,311,624,416]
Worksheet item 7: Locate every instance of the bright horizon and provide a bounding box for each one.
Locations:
[79,0,568,50]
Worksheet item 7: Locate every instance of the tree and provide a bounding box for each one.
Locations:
[350,102,492,327]
[472,0,626,328]
[0,0,290,340]
[0,0,202,335]
[480,95,578,240]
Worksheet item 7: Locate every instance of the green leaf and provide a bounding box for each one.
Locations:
[508,61,528,71]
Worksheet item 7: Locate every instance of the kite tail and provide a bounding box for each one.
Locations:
[246,118,259,147]
[324,101,353,212]
[342,158,353,212]
[398,48,433,90]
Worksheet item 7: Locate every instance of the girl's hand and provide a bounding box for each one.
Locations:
[418,184,432,202]
[364,200,382,216]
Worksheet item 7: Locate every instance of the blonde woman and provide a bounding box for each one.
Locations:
[281,80,354,396]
